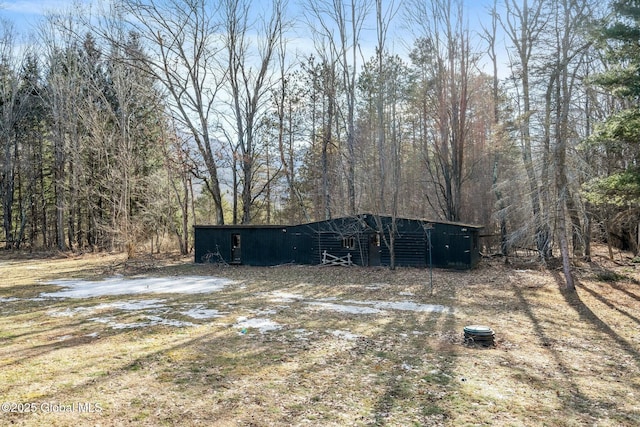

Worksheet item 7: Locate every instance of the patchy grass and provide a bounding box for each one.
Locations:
[0,249,639,426]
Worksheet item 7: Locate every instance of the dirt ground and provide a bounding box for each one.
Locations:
[0,247,639,426]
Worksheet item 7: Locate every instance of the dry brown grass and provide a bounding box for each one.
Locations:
[0,247,639,426]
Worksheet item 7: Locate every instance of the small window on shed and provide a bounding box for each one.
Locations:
[342,236,356,249]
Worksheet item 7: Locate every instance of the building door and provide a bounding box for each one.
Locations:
[231,234,241,264]
[448,233,470,267]
[368,233,381,266]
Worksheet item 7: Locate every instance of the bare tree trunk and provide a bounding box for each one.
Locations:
[389,75,401,271]
[0,24,24,249]
[554,58,574,287]
[54,135,66,251]
[408,0,475,223]
[566,191,584,257]
[343,0,370,216]
[305,0,369,219]
[265,143,272,224]
[117,0,226,224]
[224,0,282,224]
[322,87,333,220]
[556,192,575,289]
[552,0,591,290]
[584,203,592,262]
[503,0,550,259]
[275,45,309,223]
[375,0,387,213]
[164,131,191,255]
[484,1,509,259]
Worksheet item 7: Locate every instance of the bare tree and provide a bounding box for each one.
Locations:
[40,12,87,251]
[481,0,510,258]
[304,0,371,218]
[273,30,308,223]
[376,0,402,269]
[408,0,477,222]
[116,0,226,225]
[341,0,371,215]
[296,56,334,220]
[0,20,28,248]
[103,36,166,257]
[223,0,286,224]
[378,54,409,270]
[548,0,593,289]
[161,124,195,255]
[303,32,337,219]
[374,0,391,212]
[501,0,552,258]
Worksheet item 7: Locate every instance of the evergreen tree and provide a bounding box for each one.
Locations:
[586,0,640,207]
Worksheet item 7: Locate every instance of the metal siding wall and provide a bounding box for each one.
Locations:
[447,233,471,269]
[194,228,233,264]
[243,229,285,266]
[315,232,367,266]
[427,224,448,268]
[195,226,319,266]
[289,225,316,264]
[470,230,480,267]
[394,232,427,267]
[311,218,368,265]
[314,231,363,265]
[194,216,481,269]
[439,224,475,269]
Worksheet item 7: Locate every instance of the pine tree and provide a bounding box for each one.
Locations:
[586,0,640,243]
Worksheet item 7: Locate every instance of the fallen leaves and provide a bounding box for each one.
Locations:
[0,248,639,425]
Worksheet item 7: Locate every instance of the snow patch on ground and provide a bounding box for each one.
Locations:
[41,276,235,298]
[252,308,278,316]
[47,299,167,318]
[46,298,210,329]
[307,301,384,315]
[292,328,313,340]
[373,300,450,313]
[331,330,360,340]
[180,306,224,319]
[366,283,390,290]
[235,317,282,333]
[35,274,451,333]
[344,299,451,313]
[48,307,92,317]
[95,299,167,311]
[266,291,305,303]
[90,315,196,329]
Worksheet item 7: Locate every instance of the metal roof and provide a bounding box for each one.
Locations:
[195,213,483,229]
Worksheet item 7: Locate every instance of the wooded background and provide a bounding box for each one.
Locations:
[1,0,638,282]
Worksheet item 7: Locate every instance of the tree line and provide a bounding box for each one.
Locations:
[1,0,638,285]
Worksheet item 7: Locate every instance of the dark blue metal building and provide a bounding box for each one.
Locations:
[194,214,482,269]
